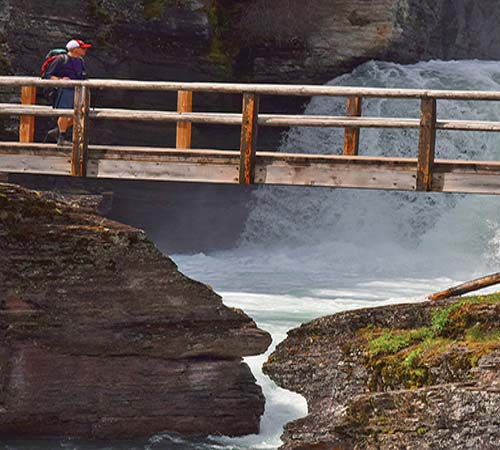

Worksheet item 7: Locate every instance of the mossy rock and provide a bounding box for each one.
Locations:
[356,295,500,391]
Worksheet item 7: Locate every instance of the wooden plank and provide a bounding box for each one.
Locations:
[10,101,500,132]
[90,109,421,128]
[0,154,71,175]
[71,86,90,177]
[416,98,436,191]
[239,93,260,184]
[6,76,500,101]
[0,103,72,117]
[3,143,500,194]
[88,159,239,183]
[255,156,417,190]
[259,115,418,128]
[176,90,193,149]
[19,86,37,143]
[436,119,500,131]
[432,172,500,194]
[343,96,362,155]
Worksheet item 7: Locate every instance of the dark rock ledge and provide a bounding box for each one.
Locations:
[264,296,500,450]
[0,182,271,440]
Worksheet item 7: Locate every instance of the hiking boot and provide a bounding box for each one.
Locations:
[47,127,59,138]
[44,127,59,143]
[57,133,72,146]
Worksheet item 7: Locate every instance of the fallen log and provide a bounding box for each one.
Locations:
[428,271,500,301]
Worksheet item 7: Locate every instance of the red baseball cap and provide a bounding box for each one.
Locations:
[66,39,92,50]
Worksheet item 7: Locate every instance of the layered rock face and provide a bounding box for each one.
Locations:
[3,0,500,84]
[0,182,271,439]
[264,298,500,449]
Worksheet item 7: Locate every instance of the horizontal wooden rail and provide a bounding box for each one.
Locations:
[6,103,500,132]
[5,76,500,100]
[0,104,73,117]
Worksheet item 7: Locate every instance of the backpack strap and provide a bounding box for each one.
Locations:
[41,54,69,78]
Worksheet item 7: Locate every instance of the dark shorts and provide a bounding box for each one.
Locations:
[53,88,74,109]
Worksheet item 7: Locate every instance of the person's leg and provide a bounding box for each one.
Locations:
[57,117,73,134]
[54,89,75,145]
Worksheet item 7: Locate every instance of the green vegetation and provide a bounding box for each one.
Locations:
[88,0,113,23]
[358,294,500,390]
[206,0,241,75]
[142,0,167,19]
[0,48,13,75]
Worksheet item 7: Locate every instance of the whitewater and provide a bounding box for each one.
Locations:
[5,59,500,450]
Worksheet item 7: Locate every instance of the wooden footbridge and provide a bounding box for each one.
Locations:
[2,76,500,194]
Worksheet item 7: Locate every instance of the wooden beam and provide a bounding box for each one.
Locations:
[0,103,72,117]
[4,143,500,194]
[416,98,437,191]
[428,271,500,301]
[19,86,37,143]
[71,86,91,177]
[176,90,193,149]
[239,93,260,184]
[343,96,362,155]
[89,108,420,128]
[9,102,500,132]
[7,76,500,101]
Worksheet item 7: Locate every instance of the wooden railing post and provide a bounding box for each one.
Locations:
[71,86,91,177]
[417,97,437,191]
[343,95,362,155]
[19,86,37,143]
[239,93,260,184]
[176,90,193,149]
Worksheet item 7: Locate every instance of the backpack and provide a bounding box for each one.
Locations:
[40,49,68,105]
[40,48,68,77]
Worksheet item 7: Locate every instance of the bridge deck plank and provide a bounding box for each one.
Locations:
[2,142,500,193]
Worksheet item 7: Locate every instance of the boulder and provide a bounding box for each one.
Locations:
[0,182,271,439]
[264,298,500,449]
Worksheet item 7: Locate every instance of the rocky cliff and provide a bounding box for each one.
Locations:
[0,182,272,439]
[264,297,500,450]
[2,0,500,84]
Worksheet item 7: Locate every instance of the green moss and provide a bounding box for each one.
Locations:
[466,324,500,342]
[206,0,242,75]
[431,303,462,334]
[357,294,500,391]
[366,327,433,356]
[0,49,13,75]
[142,0,167,19]
[88,0,113,23]
[403,348,422,368]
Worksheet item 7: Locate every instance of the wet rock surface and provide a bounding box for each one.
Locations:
[0,182,272,439]
[264,298,500,449]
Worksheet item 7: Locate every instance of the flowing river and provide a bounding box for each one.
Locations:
[5,59,500,450]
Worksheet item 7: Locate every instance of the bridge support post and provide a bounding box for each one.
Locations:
[343,96,362,155]
[417,97,437,191]
[71,86,91,177]
[19,86,37,143]
[239,93,260,184]
[176,90,193,149]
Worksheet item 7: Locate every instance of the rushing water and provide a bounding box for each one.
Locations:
[6,59,500,450]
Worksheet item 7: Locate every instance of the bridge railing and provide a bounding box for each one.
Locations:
[2,76,500,192]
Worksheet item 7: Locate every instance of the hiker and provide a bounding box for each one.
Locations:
[43,39,92,145]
